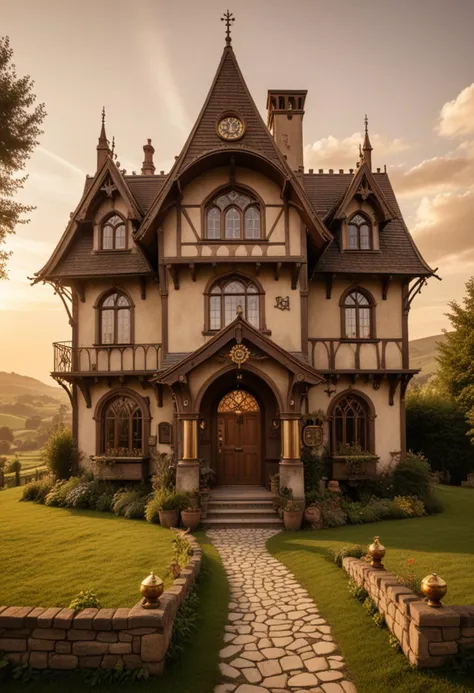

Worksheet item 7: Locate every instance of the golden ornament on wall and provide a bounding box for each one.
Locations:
[229,343,250,369]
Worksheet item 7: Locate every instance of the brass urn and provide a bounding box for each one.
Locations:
[140,571,164,609]
[368,536,386,570]
[421,573,447,608]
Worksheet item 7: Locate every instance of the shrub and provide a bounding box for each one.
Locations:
[166,589,199,664]
[112,488,148,517]
[199,464,216,489]
[0,426,14,442]
[152,488,190,512]
[423,491,444,514]
[69,590,102,612]
[392,451,431,500]
[42,426,78,479]
[65,481,94,509]
[95,491,115,512]
[6,456,21,474]
[44,477,82,507]
[332,545,367,568]
[314,494,347,528]
[21,476,54,503]
[301,445,331,492]
[0,440,11,454]
[393,495,426,517]
[145,494,162,524]
[124,498,147,520]
[348,578,368,602]
[151,451,176,490]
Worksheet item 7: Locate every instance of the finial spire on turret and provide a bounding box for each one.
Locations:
[221,10,235,46]
[362,114,373,171]
[97,106,110,171]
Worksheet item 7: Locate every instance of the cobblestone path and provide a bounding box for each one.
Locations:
[208,529,356,693]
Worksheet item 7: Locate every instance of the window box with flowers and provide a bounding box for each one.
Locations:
[332,443,379,480]
[92,449,149,482]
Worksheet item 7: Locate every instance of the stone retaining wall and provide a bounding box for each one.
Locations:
[343,557,474,668]
[0,532,202,674]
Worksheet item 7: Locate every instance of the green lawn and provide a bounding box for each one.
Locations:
[0,487,177,607]
[268,485,474,693]
[1,531,229,693]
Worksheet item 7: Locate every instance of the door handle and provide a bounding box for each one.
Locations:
[234,447,243,452]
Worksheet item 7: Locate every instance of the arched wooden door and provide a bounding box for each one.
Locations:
[216,390,261,485]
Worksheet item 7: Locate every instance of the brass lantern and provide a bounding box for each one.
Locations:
[368,536,386,570]
[421,573,447,608]
[140,571,164,609]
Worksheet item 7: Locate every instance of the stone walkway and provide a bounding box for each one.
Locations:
[208,529,356,693]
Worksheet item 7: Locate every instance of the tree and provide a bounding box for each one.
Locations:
[0,440,11,454]
[0,425,14,442]
[0,36,46,278]
[25,415,41,430]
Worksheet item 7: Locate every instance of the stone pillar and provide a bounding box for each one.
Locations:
[279,413,304,500]
[176,414,200,493]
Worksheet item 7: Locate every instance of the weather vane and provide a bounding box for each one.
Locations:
[221,10,235,45]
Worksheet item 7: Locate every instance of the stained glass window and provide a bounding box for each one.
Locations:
[104,396,143,455]
[102,214,127,250]
[343,291,372,339]
[100,292,132,344]
[347,213,372,250]
[218,390,259,413]
[334,395,368,451]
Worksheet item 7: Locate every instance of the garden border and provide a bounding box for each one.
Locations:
[0,530,202,674]
[343,557,474,668]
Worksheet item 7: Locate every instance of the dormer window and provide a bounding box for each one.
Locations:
[347,213,371,250]
[205,188,261,240]
[102,214,127,250]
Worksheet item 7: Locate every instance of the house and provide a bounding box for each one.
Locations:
[34,18,435,499]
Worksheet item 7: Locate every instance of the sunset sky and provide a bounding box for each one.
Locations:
[1,0,474,383]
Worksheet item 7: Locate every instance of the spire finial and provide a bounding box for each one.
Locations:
[364,114,368,135]
[362,114,373,171]
[101,106,106,127]
[111,136,115,158]
[221,10,235,45]
[97,107,110,170]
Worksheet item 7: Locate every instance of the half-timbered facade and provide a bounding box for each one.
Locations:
[35,24,434,498]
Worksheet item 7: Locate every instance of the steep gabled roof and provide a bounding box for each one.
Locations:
[135,44,331,248]
[35,157,152,282]
[327,162,397,224]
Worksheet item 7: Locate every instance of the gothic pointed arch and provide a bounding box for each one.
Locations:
[93,387,152,457]
[203,272,268,333]
[327,389,376,454]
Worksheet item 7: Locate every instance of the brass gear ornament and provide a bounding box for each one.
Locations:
[229,343,250,369]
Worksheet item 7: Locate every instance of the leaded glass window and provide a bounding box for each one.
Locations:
[102,214,127,250]
[218,390,259,413]
[333,395,368,451]
[225,208,241,239]
[100,292,132,344]
[207,277,261,330]
[104,396,143,455]
[343,290,372,339]
[205,188,262,240]
[347,213,372,250]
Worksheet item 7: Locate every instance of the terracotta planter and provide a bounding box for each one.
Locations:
[181,509,201,532]
[158,509,179,528]
[284,510,302,531]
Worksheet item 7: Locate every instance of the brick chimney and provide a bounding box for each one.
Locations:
[266,90,307,173]
[141,139,155,175]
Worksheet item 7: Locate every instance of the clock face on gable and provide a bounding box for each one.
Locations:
[217,115,245,141]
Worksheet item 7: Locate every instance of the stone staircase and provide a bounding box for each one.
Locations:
[202,485,283,529]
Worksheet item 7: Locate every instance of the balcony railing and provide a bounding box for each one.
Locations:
[308,338,403,371]
[53,341,162,374]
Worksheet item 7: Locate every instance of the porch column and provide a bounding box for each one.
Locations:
[279,413,304,500]
[176,413,200,493]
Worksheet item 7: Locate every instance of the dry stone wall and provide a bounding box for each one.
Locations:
[0,532,201,674]
[343,556,474,668]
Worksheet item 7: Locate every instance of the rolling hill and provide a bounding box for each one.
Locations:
[0,372,68,402]
[409,333,446,383]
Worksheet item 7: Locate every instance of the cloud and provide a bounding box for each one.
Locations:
[437,83,474,137]
[37,147,85,177]
[392,141,474,197]
[304,132,409,171]
[412,187,474,264]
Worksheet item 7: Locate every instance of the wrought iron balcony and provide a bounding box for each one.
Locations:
[53,341,162,374]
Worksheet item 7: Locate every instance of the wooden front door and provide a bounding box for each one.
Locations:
[216,390,261,485]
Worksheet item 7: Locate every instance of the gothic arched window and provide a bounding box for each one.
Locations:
[205,188,262,240]
[347,213,372,250]
[208,276,262,331]
[332,394,370,452]
[341,289,374,339]
[101,214,127,250]
[103,396,143,455]
[99,291,133,344]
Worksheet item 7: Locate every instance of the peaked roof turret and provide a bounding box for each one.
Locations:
[361,115,373,171]
[96,107,110,171]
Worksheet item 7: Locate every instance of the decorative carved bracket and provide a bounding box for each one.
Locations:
[51,376,73,407]
[274,262,282,281]
[291,263,301,290]
[76,377,91,408]
[325,273,335,300]
[381,275,392,301]
[167,264,180,290]
[140,276,147,300]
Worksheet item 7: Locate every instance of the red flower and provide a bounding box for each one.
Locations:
[407,558,415,567]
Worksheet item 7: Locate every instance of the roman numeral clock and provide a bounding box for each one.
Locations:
[217,115,245,141]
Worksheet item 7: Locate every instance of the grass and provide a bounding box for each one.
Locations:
[0,412,25,430]
[0,487,177,607]
[4,450,43,471]
[0,530,229,693]
[268,485,474,693]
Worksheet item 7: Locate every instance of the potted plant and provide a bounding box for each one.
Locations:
[155,489,188,528]
[181,490,201,531]
[270,472,279,495]
[284,500,303,531]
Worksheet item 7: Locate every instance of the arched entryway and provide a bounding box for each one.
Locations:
[198,368,281,487]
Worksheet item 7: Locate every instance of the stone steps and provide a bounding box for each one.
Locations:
[203,486,282,528]
[202,517,284,528]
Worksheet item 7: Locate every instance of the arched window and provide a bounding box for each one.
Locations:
[342,289,374,339]
[99,292,132,344]
[208,276,262,330]
[332,394,370,452]
[347,213,372,250]
[103,396,143,455]
[205,188,262,240]
[102,214,127,250]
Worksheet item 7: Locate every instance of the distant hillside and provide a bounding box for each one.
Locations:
[0,371,68,402]
[409,333,447,383]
